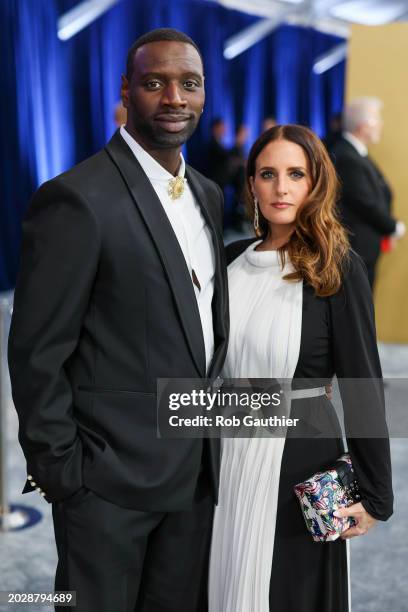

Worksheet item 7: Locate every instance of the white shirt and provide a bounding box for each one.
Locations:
[120,126,215,373]
[343,131,368,157]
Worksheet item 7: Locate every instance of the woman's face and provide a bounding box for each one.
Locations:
[250,138,312,233]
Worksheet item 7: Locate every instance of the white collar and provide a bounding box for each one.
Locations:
[120,126,185,181]
[343,132,368,157]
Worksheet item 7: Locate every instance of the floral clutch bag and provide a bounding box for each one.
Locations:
[293,453,361,542]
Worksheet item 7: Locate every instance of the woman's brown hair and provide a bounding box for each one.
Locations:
[246,124,349,297]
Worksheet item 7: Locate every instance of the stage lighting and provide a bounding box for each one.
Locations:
[313,42,348,74]
[58,0,120,41]
[330,0,408,25]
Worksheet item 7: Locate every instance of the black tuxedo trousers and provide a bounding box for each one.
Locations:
[52,472,213,611]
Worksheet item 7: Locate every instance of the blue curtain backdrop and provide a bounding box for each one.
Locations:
[0,0,345,290]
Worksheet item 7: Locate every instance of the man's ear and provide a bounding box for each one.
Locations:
[121,74,130,108]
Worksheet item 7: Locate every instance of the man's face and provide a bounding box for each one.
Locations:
[213,122,226,141]
[362,106,383,145]
[121,41,205,149]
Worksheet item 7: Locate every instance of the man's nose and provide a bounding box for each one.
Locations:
[161,82,186,107]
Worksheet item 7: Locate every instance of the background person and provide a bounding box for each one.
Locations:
[324,111,343,150]
[329,97,405,288]
[205,117,233,192]
[229,123,249,230]
[262,116,277,133]
[113,99,127,126]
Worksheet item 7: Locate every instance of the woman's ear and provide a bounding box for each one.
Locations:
[249,176,255,198]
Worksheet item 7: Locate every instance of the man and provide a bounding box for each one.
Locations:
[8,29,228,611]
[229,123,249,230]
[205,117,232,191]
[261,116,277,133]
[323,111,342,150]
[329,97,405,288]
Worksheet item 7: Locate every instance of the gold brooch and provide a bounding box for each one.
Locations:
[168,176,186,200]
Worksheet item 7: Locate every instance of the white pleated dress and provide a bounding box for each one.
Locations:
[208,240,303,612]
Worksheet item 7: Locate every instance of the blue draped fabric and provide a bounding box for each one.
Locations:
[241,40,267,150]
[1,0,74,289]
[0,0,345,290]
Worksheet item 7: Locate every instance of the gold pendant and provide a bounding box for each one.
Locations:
[168,176,186,200]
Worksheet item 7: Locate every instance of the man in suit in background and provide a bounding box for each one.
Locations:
[330,97,405,288]
[205,117,232,192]
[8,28,228,611]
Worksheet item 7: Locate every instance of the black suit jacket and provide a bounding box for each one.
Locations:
[206,137,232,190]
[8,131,229,511]
[330,137,396,265]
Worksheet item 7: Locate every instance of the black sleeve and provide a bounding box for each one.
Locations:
[329,252,393,521]
[225,238,258,265]
[336,157,396,235]
[8,178,101,502]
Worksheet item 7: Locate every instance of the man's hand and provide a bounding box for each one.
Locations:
[334,502,377,539]
[394,220,406,239]
[325,383,333,400]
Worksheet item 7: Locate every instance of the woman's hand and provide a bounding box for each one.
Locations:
[334,502,377,539]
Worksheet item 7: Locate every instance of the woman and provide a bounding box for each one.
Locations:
[208,125,393,612]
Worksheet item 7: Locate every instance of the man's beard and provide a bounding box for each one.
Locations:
[131,112,199,149]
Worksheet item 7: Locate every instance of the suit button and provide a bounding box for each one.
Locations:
[36,487,42,493]
[30,481,36,487]
[213,377,224,390]
[40,492,46,497]
[27,475,33,480]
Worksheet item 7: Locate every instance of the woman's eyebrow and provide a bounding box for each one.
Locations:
[258,165,307,171]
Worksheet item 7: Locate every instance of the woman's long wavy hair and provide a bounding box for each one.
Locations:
[246,124,349,297]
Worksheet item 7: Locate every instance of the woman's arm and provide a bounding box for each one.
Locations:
[329,251,393,524]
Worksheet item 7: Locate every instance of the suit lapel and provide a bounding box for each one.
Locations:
[186,167,229,379]
[105,131,206,377]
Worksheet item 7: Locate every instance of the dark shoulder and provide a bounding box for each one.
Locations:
[330,249,372,312]
[330,138,363,165]
[186,164,222,198]
[186,164,224,230]
[330,137,353,155]
[33,149,113,207]
[51,149,111,190]
[342,249,370,286]
[225,238,258,265]
[30,148,121,221]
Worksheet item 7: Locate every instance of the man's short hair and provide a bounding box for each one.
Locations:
[126,28,203,80]
[343,97,383,133]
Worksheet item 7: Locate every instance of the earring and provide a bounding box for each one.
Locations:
[253,196,260,235]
